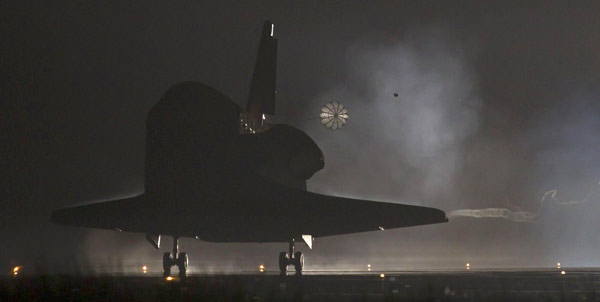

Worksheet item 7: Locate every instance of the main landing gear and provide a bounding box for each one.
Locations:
[163,236,188,278]
[279,239,303,274]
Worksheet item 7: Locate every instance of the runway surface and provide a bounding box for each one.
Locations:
[2,269,600,301]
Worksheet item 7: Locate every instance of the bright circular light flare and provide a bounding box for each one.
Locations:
[561,271,566,275]
[13,266,20,273]
[320,102,349,130]
[380,273,385,278]
[166,276,174,281]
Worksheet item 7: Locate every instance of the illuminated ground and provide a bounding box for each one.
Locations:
[2,269,600,301]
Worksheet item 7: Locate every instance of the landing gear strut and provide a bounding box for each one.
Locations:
[163,236,188,278]
[279,239,303,274]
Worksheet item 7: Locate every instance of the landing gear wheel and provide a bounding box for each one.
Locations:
[177,252,188,277]
[293,251,304,272]
[163,252,172,277]
[279,252,289,273]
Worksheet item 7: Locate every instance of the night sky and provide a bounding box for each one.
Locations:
[3,1,600,274]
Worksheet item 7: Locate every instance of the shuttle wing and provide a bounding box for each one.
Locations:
[50,195,159,234]
[51,178,448,242]
[233,177,449,240]
[195,176,448,243]
[287,190,448,238]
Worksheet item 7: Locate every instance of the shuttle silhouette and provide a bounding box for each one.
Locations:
[52,21,448,277]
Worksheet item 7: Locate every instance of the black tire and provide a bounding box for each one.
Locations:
[163,252,172,276]
[293,251,304,272]
[178,252,188,277]
[279,252,288,273]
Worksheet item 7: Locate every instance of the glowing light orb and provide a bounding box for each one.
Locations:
[561,271,566,275]
[166,276,174,281]
[380,273,385,278]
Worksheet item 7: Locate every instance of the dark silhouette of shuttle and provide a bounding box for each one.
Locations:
[51,21,448,277]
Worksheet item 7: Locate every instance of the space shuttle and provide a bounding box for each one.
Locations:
[51,21,448,277]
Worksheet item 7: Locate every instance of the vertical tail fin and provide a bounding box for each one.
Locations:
[245,21,277,131]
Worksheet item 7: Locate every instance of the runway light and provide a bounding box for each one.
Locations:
[561,271,566,275]
[367,264,371,271]
[165,276,174,281]
[557,262,561,269]
[13,266,20,273]
[142,265,147,273]
[259,264,265,272]
[380,273,385,278]
[466,263,470,270]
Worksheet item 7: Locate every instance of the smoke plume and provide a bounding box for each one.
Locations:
[449,182,600,222]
